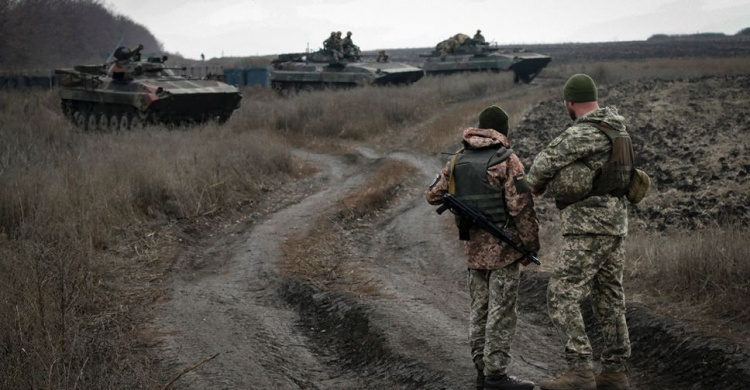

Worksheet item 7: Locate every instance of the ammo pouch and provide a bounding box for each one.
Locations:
[448,145,513,240]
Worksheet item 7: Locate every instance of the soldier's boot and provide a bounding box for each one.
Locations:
[476,369,485,390]
[484,374,534,390]
[474,357,485,390]
[539,369,596,390]
[595,371,630,390]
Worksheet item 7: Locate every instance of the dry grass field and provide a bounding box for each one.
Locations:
[1,50,749,388]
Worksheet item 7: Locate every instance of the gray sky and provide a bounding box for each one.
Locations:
[104,0,750,59]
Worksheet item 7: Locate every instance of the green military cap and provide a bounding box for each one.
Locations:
[563,73,598,102]
[478,105,509,135]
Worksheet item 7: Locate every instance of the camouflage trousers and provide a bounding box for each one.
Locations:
[468,261,521,375]
[547,234,631,372]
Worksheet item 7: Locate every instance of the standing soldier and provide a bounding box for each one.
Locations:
[523,74,633,390]
[426,106,540,390]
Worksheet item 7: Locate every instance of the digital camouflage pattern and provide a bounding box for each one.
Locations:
[469,262,521,375]
[545,161,594,205]
[526,106,629,237]
[426,127,540,269]
[527,105,631,374]
[547,235,631,372]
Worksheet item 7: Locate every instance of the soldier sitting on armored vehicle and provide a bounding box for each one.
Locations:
[107,44,144,82]
[342,31,361,60]
[376,50,389,63]
[323,31,343,61]
[473,29,486,44]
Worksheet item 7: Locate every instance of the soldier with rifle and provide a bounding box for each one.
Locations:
[426,106,540,390]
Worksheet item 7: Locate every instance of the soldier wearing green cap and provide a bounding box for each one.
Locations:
[524,74,633,390]
[426,106,540,390]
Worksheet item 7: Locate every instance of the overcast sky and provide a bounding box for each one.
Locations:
[104,0,750,59]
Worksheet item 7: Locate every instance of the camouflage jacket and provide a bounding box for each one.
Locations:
[526,106,628,236]
[426,128,540,270]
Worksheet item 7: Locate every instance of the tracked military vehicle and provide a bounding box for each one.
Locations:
[422,34,551,83]
[269,48,424,94]
[55,45,242,129]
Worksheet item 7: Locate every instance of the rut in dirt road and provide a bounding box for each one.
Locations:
[154,151,374,389]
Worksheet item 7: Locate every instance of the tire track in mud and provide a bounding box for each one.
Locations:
[153,151,374,389]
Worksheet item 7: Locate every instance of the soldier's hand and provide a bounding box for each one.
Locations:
[520,253,537,266]
[531,186,545,196]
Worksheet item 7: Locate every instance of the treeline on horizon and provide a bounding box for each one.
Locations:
[648,27,750,41]
[0,0,162,70]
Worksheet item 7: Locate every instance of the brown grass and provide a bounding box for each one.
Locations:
[281,158,418,295]
[0,89,299,388]
[625,228,749,322]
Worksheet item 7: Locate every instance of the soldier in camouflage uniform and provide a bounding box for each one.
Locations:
[427,106,540,390]
[525,74,632,390]
[474,29,486,44]
[323,31,343,61]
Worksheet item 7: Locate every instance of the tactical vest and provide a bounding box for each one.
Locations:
[448,146,513,240]
[587,122,635,198]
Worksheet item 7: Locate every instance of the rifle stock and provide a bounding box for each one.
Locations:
[436,193,541,265]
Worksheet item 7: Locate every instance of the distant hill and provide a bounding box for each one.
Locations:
[0,0,162,70]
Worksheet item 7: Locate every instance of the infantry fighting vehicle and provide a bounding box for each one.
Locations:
[269,49,424,94]
[55,45,242,129]
[422,34,552,83]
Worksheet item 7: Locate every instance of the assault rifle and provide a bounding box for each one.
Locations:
[435,193,542,265]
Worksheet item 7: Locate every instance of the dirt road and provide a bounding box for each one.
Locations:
[154,76,749,389]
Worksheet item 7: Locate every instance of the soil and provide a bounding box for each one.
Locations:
[152,75,749,389]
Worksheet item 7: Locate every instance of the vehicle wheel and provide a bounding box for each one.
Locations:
[61,101,74,120]
[131,114,142,129]
[109,113,121,130]
[119,113,131,130]
[98,112,109,130]
[86,111,98,131]
[74,111,86,129]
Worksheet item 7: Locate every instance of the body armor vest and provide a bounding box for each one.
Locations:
[449,146,512,240]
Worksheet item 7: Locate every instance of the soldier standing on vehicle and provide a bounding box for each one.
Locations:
[426,106,540,390]
[523,74,633,390]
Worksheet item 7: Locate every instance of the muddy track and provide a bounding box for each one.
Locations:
[154,78,749,389]
[155,146,749,390]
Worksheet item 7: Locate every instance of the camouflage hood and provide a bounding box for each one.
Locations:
[577,106,626,131]
[461,127,511,149]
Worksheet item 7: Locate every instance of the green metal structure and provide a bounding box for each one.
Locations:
[422,34,552,83]
[269,49,424,94]
[55,45,242,129]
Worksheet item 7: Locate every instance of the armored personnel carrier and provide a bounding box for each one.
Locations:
[269,49,424,94]
[55,45,242,129]
[422,34,552,83]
